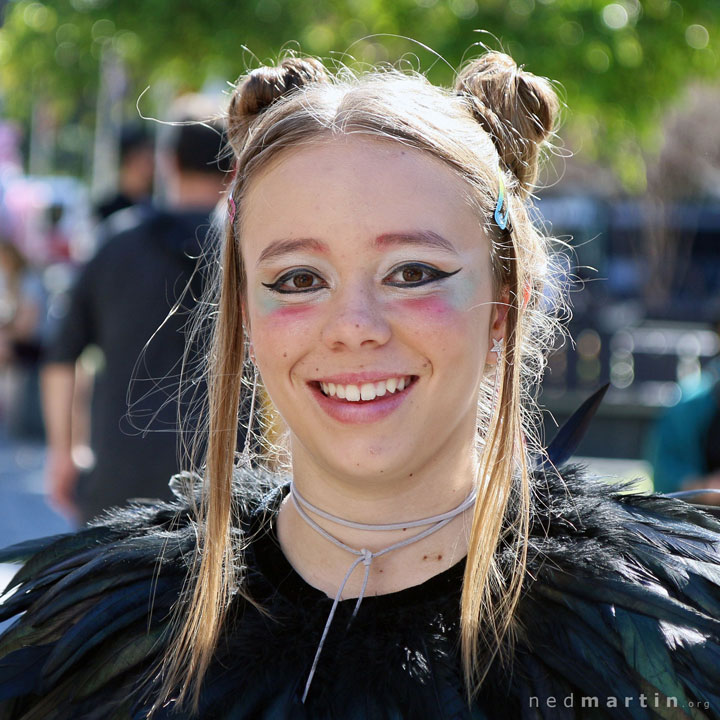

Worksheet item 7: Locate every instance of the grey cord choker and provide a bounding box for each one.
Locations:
[288,482,478,703]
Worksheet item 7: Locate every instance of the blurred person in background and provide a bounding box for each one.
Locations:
[95,125,155,221]
[41,97,231,525]
[0,239,47,440]
[646,323,720,506]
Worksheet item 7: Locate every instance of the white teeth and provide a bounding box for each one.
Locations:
[318,375,413,401]
[360,383,376,400]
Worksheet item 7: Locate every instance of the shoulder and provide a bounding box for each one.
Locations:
[0,468,282,719]
[514,462,720,716]
[98,203,156,243]
[528,462,720,576]
[94,206,214,265]
[86,205,168,269]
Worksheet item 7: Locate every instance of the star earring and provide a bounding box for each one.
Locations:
[491,337,504,362]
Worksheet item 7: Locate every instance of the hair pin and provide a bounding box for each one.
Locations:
[228,195,237,224]
[494,169,509,231]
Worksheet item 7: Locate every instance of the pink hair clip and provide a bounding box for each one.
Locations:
[228,195,237,223]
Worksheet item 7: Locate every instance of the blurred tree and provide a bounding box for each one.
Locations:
[0,0,717,192]
[640,84,720,310]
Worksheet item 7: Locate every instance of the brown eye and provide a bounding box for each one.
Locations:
[384,263,461,288]
[401,267,424,283]
[292,273,315,288]
[261,268,326,294]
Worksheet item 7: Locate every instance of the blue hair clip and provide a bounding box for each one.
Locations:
[494,170,509,230]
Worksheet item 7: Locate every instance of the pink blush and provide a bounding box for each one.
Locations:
[395,296,454,317]
[267,305,317,323]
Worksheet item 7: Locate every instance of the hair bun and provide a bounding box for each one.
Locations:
[455,52,559,194]
[227,57,328,154]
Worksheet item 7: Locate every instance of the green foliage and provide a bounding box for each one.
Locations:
[1,0,718,191]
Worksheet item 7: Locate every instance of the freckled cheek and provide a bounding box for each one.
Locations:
[250,304,321,374]
[391,295,489,373]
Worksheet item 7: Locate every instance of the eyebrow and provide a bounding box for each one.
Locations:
[255,230,458,267]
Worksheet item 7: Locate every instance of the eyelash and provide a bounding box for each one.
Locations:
[261,263,461,295]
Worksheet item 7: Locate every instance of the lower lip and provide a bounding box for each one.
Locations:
[308,378,418,424]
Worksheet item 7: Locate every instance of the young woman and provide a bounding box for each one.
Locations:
[1,50,719,720]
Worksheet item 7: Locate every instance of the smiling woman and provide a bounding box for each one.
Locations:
[192,53,557,712]
[1,49,720,720]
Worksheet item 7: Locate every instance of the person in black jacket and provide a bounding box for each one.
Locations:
[41,100,231,524]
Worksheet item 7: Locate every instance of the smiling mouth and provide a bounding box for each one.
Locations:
[310,375,419,402]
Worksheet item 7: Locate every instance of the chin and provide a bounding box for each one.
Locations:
[325,444,421,483]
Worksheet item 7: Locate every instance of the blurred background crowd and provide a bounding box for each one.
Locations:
[0,0,718,573]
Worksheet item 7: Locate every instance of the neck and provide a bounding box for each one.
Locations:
[119,170,151,200]
[276,428,478,599]
[287,477,477,704]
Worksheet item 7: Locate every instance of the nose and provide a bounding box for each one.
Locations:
[320,281,392,351]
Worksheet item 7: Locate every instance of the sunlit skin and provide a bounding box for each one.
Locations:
[241,135,507,597]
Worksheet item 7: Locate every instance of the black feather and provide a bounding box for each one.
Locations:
[539,383,609,469]
[0,427,718,717]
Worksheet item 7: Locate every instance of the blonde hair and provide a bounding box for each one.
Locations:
[156,48,562,712]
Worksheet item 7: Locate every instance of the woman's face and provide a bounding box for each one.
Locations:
[241,135,503,483]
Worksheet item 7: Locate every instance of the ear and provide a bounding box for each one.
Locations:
[486,287,510,364]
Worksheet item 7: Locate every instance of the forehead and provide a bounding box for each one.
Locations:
[240,135,489,259]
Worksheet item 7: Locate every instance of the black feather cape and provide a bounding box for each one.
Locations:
[1,439,720,718]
